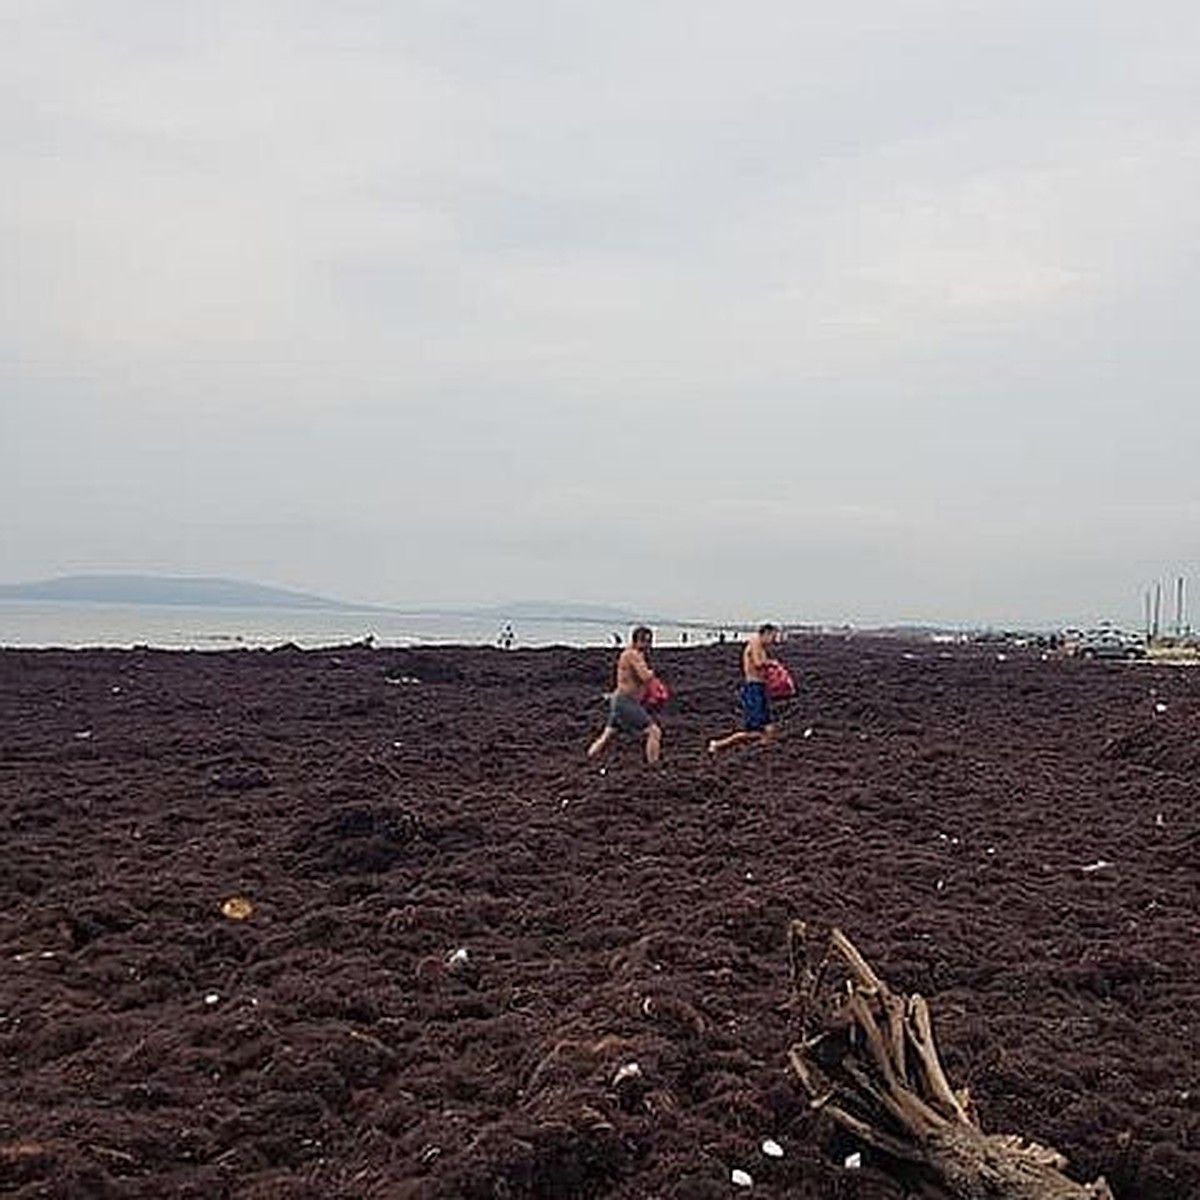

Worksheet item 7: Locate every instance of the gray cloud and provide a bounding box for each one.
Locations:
[4,1,1200,626]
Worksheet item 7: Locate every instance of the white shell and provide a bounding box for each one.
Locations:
[612,1061,642,1086]
[760,1138,784,1158]
[731,1168,753,1187]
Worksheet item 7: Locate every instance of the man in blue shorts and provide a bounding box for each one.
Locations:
[707,623,780,754]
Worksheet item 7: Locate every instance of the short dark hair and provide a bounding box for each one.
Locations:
[632,625,653,643]
[758,622,778,635]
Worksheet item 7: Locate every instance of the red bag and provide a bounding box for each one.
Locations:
[765,660,796,700]
[641,677,671,710]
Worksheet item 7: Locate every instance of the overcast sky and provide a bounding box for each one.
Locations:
[3,1,1199,626]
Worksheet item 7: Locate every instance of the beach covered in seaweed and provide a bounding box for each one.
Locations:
[1,637,1197,1198]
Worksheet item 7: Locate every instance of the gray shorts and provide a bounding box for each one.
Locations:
[607,691,653,734]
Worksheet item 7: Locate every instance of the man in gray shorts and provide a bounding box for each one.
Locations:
[587,625,663,764]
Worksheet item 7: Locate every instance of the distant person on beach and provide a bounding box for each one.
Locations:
[499,623,515,650]
[708,623,781,754]
[588,626,663,765]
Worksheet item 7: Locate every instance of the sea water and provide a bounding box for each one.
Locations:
[0,602,709,651]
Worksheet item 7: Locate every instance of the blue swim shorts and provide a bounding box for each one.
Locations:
[739,681,773,732]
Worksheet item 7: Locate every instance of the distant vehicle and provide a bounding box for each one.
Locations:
[1075,627,1146,660]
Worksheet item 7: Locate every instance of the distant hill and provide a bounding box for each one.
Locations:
[467,600,646,625]
[0,575,371,611]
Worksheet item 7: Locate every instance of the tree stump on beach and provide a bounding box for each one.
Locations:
[787,923,1113,1200]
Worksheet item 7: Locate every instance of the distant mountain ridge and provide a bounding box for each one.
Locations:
[0,575,370,611]
[0,576,656,624]
[466,600,644,625]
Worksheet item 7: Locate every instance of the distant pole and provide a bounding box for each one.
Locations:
[1176,576,1185,638]
[1143,588,1152,639]
[1153,581,1162,641]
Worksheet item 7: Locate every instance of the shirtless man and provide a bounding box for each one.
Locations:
[707,623,780,754]
[587,626,663,765]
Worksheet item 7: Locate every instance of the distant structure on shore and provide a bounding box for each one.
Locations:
[1142,576,1190,641]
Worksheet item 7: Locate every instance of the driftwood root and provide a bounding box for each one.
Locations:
[788,923,1113,1200]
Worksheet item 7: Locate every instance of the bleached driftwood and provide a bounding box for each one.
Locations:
[788,923,1113,1200]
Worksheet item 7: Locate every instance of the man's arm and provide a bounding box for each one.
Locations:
[746,638,768,671]
[632,650,655,683]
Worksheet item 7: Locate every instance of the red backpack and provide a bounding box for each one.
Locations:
[765,660,797,700]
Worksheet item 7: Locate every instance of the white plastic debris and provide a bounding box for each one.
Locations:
[1155,813,1165,828]
[446,947,469,968]
[1154,702,1168,714]
[74,730,92,740]
[598,767,607,776]
[760,1138,784,1158]
[731,1167,754,1187]
[802,726,814,738]
[612,1062,642,1086]
[1080,860,1115,873]
[204,992,220,1006]
[844,1151,862,1169]
[936,879,945,892]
